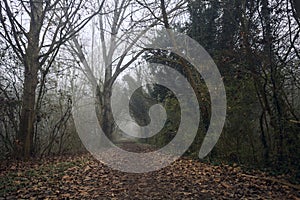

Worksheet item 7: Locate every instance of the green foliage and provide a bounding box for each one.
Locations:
[141,0,300,181]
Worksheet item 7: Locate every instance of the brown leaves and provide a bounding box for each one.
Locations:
[0,151,299,199]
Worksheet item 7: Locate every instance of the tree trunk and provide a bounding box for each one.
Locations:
[17,0,42,158]
[262,0,285,166]
[18,64,39,158]
[100,86,115,141]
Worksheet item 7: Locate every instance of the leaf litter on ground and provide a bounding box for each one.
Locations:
[0,143,299,199]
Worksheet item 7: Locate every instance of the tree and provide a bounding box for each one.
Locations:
[71,0,186,140]
[0,0,104,158]
[163,0,300,172]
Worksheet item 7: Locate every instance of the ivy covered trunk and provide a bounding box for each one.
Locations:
[99,85,115,142]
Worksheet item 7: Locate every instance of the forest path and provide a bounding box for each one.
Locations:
[1,142,299,199]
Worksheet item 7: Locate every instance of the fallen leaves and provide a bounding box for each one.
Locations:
[0,145,299,199]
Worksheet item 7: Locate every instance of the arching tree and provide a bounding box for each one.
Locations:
[71,0,187,140]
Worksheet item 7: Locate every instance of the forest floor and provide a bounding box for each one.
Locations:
[0,143,299,199]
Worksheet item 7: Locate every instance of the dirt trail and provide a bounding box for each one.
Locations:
[0,142,299,199]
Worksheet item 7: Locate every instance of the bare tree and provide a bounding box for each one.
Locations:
[0,0,105,158]
[70,0,186,140]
